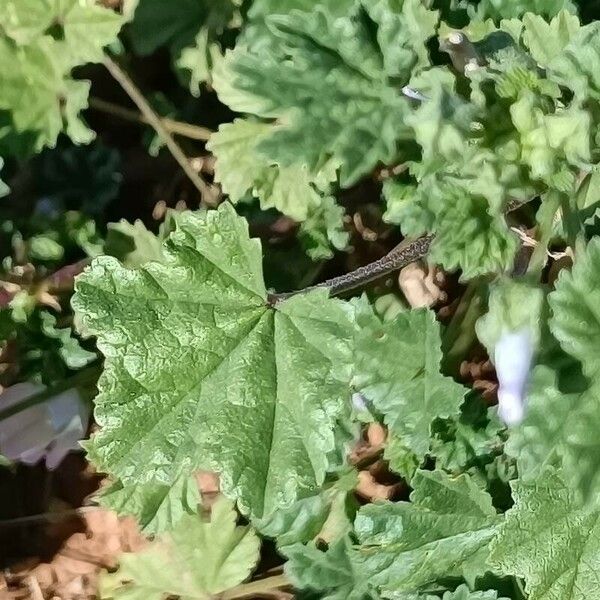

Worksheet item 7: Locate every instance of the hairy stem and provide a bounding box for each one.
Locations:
[102,56,216,203]
[269,235,433,304]
[89,97,212,141]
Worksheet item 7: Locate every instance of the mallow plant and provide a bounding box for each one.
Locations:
[3,0,600,598]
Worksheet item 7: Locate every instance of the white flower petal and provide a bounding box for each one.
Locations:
[494,328,534,425]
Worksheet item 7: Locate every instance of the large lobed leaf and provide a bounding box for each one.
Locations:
[72,203,355,520]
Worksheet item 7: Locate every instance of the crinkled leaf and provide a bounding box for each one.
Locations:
[430,393,505,476]
[354,303,468,459]
[505,364,600,502]
[299,196,349,260]
[72,203,355,520]
[353,470,500,593]
[547,22,600,101]
[549,236,600,380]
[256,469,357,548]
[390,586,508,600]
[510,94,591,189]
[104,216,178,268]
[384,435,419,480]
[101,497,260,599]
[522,10,580,66]
[98,473,200,535]
[472,0,576,20]
[0,37,94,152]
[285,537,377,600]
[489,469,600,600]
[213,1,438,186]
[206,119,326,221]
[0,0,122,65]
[40,312,96,370]
[476,279,545,354]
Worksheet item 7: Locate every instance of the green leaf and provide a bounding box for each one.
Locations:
[396,586,507,600]
[354,303,467,459]
[476,279,545,354]
[72,203,355,520]
[430,393,504,476]
[176,28,222,94]
[255,469,357,548]
[206,119,327,221]
[128,0,234,56]
[385,175,519,280]
[101,497,260,599]
[404,71,476,173]
[98,473,200,535]
[213,0,438,186]
[299,196,349,260]
[40,311,96,370]
[489,469,600,600]
[353,470,500,593]
[285,537,376,600]
[472,0,576,20]
[549,236,600,381]
[547,22,600,101]
[509,94,591,189]
[0,37,94,152]
[384,435,419,480]
[505,364,600,502]
[522,10,580,66]
[438,586,507,600]
[0,0,122,65]
[104,218,175,268]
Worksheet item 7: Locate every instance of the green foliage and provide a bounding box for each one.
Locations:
[213,0,438,186]
[0,0,122,154]
[489,469,600,600]
[504,365,600,501]
[206,119,330,221]
[476,279,546,353]
[73,203,355,520]
[354,303,467,459]
[127,0,235,56]
[98,473,200,535]
[470,0,576,20]
[101,497,260,599]
[255,469,358,548]
[285,537,376,600]
[430,393,505,477]
[353,470,500,593]
[8,1,600,598]
[549,236,600,380]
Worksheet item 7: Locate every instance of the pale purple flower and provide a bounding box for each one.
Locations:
[494,329,534,425]
[352,392,367,412]
[0,383,90,469]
